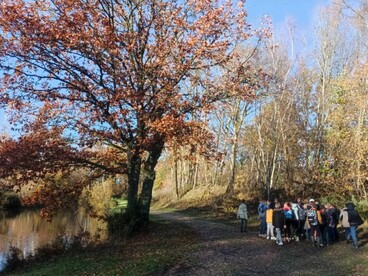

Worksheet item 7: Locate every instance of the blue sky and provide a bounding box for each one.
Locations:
[0,109,8,134]
[0,0,330,136]
[246,0,329,30]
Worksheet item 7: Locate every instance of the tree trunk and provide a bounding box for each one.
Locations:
[124,151,142,235]
[138,140,165,226]
[174,156,179,199]
[173,142,179,199]
[123,139,164,235]
[226,136,238,194]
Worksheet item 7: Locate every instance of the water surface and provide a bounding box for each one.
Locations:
[0,209,107,270]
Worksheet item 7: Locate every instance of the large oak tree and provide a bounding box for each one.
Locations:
[0,0,257,232]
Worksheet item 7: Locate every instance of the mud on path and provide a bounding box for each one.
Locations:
[152,210,368,276]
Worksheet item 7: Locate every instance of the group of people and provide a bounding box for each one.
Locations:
[237,198,364,248]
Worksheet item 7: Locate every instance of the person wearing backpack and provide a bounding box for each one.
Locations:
[295,198,307,241]
[283,202,295,242]
[237,199,248,233]
[346,202,364,249]
[306,199,323,247]
[272,202,285,245]
[303,203,311,241]
[258,199,268,237]
[291,202,301,241]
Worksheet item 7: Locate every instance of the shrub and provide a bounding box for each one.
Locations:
[3,245,24,272]
[351,197,368,220]
[79,178,114,219]
[1,193,22,210]
[106,212,126,238]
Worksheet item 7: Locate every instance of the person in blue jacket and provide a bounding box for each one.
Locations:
[258,199,268,237]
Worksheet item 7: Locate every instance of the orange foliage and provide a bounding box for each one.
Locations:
[0,0,263,220]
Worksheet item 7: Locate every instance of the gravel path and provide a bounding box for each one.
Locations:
[152,210,368,276]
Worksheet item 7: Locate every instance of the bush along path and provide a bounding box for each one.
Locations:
[152,210,368,276]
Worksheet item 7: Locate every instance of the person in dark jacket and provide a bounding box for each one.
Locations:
[272,202,285,246]
[346,202,364,248]
[326,203,339,243]
[319,205,329,246]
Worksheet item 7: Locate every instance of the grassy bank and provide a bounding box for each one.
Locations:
[2,216,198,275]
[4,197,368,275]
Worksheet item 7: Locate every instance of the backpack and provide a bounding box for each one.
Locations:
[284,209,294,220]
[298,207,307,221]
[307,209,318,225]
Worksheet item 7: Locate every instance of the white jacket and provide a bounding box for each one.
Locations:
[339,208,350,228]
[292,203,299,220]
[237,203,248,220]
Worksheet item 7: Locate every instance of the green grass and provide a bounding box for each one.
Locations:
[108,198,128,214]
[9,253,122,275]
[8,251,171,276]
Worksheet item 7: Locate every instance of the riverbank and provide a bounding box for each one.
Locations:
[3,210,368,275]
[1,214,198,275]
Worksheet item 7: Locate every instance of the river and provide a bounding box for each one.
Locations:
[0,209,107,270]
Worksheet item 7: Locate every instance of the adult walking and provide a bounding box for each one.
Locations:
[237,200,248,233]
[346,202,364,249]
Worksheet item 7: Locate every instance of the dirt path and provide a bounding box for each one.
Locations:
[152,210,368,276]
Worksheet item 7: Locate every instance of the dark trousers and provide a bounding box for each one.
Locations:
[297,220,306,239]
[259,217,267,234]
[327,226,335,243]
[285,219,293,239]
[310,224,321,244]
[240,219,247,232]
[320,225,328,245]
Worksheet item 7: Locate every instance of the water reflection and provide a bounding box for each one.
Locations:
[0,253,5,271]
[0,209,107,265]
